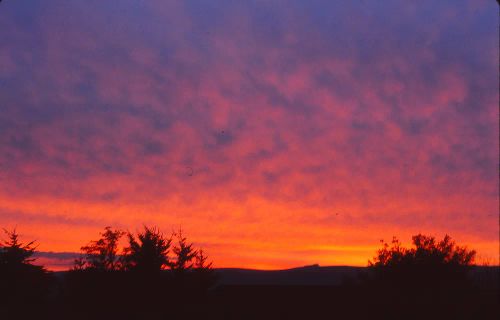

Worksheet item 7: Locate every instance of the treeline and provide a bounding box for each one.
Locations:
[71,226,213,273]
[0,228,498,320]
[0,226,216,319]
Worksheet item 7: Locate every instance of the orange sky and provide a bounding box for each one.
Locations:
[0,0,498,270]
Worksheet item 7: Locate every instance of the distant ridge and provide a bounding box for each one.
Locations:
[215,265,365,286]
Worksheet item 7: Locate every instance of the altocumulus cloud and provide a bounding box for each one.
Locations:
[0,0,497,268]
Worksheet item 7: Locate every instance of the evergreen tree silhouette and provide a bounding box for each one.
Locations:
[122,225,172,272]
[0,228,37,265]
[192,248,217,291]
[172,227,197,272]
[0,229,52,316]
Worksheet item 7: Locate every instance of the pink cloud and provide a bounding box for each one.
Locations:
[0,0,497,269]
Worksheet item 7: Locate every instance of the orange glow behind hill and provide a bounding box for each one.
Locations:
[4,193,498,270]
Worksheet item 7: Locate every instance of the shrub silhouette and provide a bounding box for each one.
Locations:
[368,234,476,291]
[370,234,476,267]
[0,229,52,316]
[363,234,479,318]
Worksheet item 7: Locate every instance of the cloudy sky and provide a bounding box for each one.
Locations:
[0,0,498,270]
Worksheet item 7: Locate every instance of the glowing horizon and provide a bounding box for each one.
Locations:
[0,0,498,270]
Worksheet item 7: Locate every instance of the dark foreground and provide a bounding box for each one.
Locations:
[2,266,499,320]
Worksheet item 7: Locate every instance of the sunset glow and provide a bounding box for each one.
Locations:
[0,0,498,270]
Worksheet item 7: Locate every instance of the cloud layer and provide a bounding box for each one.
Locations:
[0,0,498,269]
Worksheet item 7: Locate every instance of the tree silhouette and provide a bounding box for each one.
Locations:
[0,228,37,265]
[167,228,216,315]
[75,226,125,271]
[122,226,172,272]
[0,229,52,316]
[172,228,197,272]
[192,248,217,291]
[66,227,129,317]
[194,248,213,270]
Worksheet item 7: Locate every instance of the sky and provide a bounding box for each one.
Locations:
[0,0,498,270]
